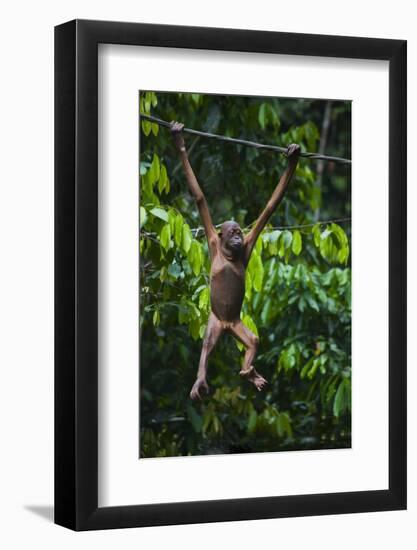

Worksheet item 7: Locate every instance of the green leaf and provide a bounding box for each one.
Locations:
[321,227,332,240]
[279,346,297,372]
[187,300,201,319]
[307,358,320,379]
[199,323,207,339]
[141,171,152,199]
[189,318,200,340]
[300,358,314,379]
[282,230,293,250]
[158,164,168,194]
[192,285,207,300]
[305,292,320,312]
[144,92,152,112]
[150,153,160,184]
[168,209,176,234]
[160,224,171,251]
[248,250,264,292]
[292,230,302,255]
[212,415,221,434]
[188,241,202,276]
[245,270,252,301]
[266,230,281,255]
[258,103,266,129]
[304,120,319,151]
[140,206,148,229]
[202,406,213,433]
[331,223,350,264]
[152,309,160,326]
[276,412,292,438]
[278,230,292,258]
[141,119,152,136]
[182,224,192,253]
[174,214,183,246]
[255,234,263,255]
[139,96,145,115]
[333,378,351,417]
[187,405,203,433]
[261,298,272,324]
[198,287,210,311]
[312,224,321,247]
[298,296,306,313]
[320,234,339,264]
[150,207,169,222]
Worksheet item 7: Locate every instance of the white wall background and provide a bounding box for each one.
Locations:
[0,1,414,548]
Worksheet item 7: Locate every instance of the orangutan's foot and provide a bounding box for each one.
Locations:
[239,366,268,392]
[190,377,209,400]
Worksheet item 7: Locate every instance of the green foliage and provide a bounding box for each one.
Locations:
[140,91,351,457]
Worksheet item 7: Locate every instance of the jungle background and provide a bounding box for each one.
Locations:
[139,91,351,458]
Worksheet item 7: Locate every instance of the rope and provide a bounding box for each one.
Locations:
[140,217,351,240]
[191,217,351,236]
[140,114,352,166]
[264,217,351,231]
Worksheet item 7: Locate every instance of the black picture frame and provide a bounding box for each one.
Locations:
[55,19,407,531]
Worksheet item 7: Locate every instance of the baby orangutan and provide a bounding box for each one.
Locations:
[171,122,300,400]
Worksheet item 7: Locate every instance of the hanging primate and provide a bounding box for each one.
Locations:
[170,122,300,400]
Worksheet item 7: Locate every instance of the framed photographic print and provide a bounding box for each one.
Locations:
[55,19,406,530]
